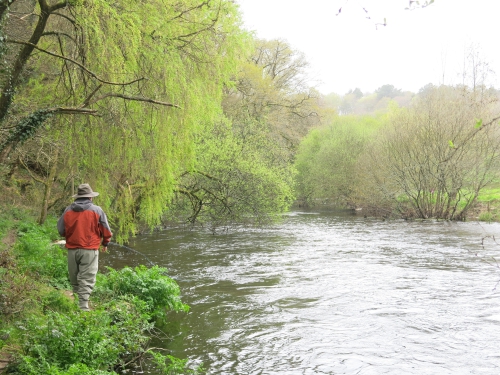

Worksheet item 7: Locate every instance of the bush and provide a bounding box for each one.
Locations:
[13,218,70,289]
[95,265,189,321]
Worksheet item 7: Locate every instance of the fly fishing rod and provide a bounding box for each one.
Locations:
[108,242,156,267]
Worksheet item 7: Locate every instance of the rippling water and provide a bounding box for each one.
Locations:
[101,210,500,374]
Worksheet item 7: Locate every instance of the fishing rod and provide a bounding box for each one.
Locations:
[55,239,157,267]
[108,242,156,267]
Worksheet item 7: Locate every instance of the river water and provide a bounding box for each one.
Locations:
[101,210,500,375]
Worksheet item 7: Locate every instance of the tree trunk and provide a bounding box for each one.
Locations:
[0,0,67,123]
[38,148,58,225]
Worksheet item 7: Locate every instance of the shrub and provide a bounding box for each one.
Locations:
[13,218,70,289]
[95,265,189,321]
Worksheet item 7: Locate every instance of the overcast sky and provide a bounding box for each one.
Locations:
[235,0,500,95]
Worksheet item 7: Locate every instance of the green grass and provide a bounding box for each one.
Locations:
[475,188,500,222]
[477,188,500,202]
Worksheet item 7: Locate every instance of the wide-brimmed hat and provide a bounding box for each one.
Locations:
[73,183,99,198]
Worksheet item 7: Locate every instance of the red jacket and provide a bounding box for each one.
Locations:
[57,199,112,250]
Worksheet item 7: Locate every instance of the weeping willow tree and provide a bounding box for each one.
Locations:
[0,0,249,241]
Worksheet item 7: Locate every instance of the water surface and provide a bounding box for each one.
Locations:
[101,211,500,374]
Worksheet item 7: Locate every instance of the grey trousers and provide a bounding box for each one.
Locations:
[67,249,99,310]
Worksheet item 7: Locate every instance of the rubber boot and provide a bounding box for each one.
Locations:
[79,299,90,311]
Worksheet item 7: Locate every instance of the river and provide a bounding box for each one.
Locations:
[101,210,500,375]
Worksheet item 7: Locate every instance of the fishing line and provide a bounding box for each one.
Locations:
[108,241,156,267]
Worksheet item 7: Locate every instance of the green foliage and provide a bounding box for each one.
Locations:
[334,85,414,115]
[172,117,296,228]
[1,0,250,242]
[0,209,15,245]
[41,290,78,314]
[13,217,70,289]
[169,38,323,228]
[294,114,386,207]
[479,211,496,222]
[1,209,194,375]
[0,109,54,153]
[0,269,40,318]
[13,301,152,375]
[56,0,250,241]
[477,188,500,203]
[150,352,203,375]
[94,265,189,321]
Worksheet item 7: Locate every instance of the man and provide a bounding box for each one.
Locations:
[57,183,112,311]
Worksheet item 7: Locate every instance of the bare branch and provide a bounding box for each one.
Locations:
[47,107,99,115]
[51,11,77,25]
[18,157,45,185]
[440,115,500,163]
[41,31,78,45]
[168,1,210,22]
[81,84,103,108]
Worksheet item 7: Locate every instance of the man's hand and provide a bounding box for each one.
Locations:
[100,246,108,253]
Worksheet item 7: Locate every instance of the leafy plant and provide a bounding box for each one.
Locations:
[95,265,189,321]
[150,352,204,375]
[13,218,69,289]
[14,300,151,374]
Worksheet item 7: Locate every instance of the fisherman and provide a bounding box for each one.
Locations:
[57,183,112,311]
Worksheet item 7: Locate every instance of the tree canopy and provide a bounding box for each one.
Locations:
[0,0,250,240]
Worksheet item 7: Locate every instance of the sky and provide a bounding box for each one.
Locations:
[235,0,500,95]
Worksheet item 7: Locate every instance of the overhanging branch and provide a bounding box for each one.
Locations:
[88,93,181,109]
[7,39,146,86]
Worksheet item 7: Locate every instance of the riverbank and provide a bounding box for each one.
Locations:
[0,208,199,375]
[295,188,500,222]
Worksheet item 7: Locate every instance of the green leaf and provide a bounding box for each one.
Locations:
[475,119,483,128]
[448,140,455,148]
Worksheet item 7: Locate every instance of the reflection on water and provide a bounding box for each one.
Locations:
[100,211,500,374]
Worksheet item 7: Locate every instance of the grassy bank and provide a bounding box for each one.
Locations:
[0,208,200,375]
[474,188,500,222]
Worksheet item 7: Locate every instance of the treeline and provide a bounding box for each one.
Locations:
[295,83,500,220]
[0,0,323,241]
[323,84,415,115]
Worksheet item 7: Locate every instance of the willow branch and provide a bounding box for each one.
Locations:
[88,93,181,109]
[41,31,78,45]
[179,170,223,183]
[51,11,76,25]
[82,84,103,107]
[18,157,46,185]
[7,39,145,86]
[168,1,210,22]
[47,107,99,115]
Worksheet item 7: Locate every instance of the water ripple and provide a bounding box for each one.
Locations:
[102,211,500,374]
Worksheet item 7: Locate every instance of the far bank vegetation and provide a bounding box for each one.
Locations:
[295,76,500,221]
